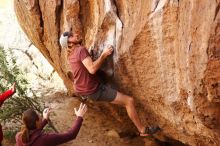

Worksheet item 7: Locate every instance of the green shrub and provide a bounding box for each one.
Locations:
[0,47,44,128]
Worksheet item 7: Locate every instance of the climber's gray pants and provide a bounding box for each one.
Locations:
[80,84,117,102]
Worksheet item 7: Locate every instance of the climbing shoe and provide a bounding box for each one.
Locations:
[140,125,161,137]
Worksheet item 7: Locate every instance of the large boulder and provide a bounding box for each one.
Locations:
[14,0,220,145]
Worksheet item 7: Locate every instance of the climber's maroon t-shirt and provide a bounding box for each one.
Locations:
[68,46,99,95]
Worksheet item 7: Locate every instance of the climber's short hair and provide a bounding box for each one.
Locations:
[59,31,73,48]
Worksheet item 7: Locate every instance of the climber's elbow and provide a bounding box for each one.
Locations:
[88,67,96,75]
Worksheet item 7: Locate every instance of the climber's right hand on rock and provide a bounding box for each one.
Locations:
[74,103,87,117]
[101,45,113,58]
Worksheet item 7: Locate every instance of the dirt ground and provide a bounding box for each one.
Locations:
[3,92,160,146]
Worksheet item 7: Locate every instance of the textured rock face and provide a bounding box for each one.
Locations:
[14,0,220,145]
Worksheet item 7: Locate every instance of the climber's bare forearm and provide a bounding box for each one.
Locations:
[82,55,106,74]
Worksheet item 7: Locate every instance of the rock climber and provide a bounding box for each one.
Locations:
[59,31,160,137]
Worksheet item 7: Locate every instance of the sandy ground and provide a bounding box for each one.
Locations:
[3,92,160,146]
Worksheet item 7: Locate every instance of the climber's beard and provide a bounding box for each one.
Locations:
[73,37,83,45]
[69,41,82,48]
[77,38,83,44]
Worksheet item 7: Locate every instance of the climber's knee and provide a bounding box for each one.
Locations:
[124,96,135,107]
[111,92,134,107]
